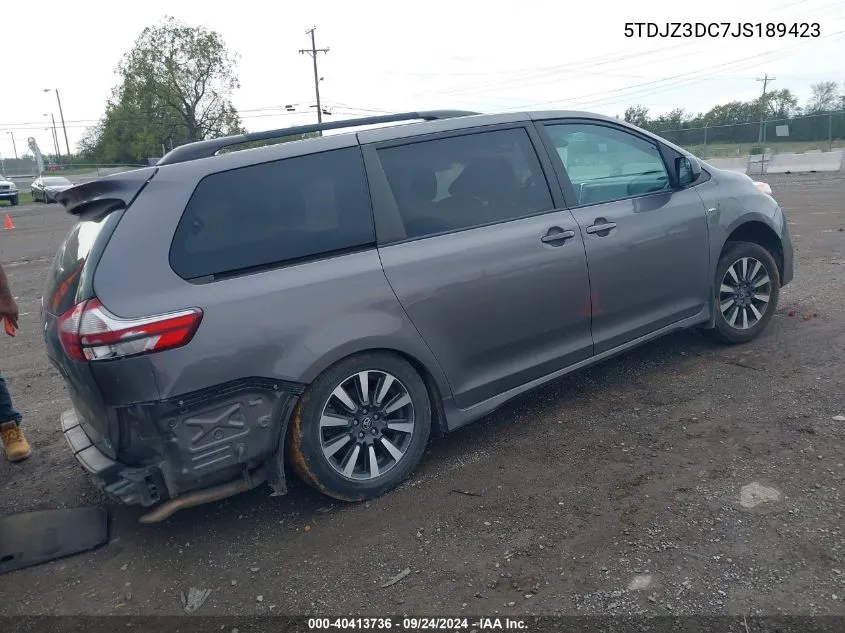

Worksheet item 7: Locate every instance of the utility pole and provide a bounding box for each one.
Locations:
[43,114,61,162]
[44,88,71,157]
[51,114,60,160]
[56,91,70,157]
[756,74,775,174]
[756,74,776,144]
[299,27,329,125]
[6,131,17,159]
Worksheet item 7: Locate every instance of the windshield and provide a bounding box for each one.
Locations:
[43,177,72,186]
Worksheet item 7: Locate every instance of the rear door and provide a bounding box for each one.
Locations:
[536,119,711,354]
[364,125,594,410]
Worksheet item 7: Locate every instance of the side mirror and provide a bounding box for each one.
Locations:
[676,156,701,187]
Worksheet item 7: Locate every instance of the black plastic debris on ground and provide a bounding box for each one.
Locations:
[0,506,108,575]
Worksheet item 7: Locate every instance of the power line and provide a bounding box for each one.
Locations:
[299,27,329,125]
[0,108,322,130]
[502,29,845,112]
[558,28,845,111]
[411,0,838,100]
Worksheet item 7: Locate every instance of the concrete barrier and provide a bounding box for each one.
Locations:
[705,150,844,175]
[746,153,774,175]
[707,157,748,173]
[766,150,843,174]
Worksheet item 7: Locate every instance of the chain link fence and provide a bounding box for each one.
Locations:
[656,110,845,159]
[0,160,146,184]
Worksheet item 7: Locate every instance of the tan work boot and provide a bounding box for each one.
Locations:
[1,422,32,462]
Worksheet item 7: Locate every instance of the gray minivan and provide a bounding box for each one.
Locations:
[43,110,793,522]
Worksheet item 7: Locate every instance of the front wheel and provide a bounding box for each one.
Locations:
[287,352,432,501]
[10,196,18,206]
[709,241,781,344]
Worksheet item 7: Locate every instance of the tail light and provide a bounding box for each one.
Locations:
[58,298,203,362]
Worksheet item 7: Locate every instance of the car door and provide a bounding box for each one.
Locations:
[363,124,594,410]
[536,120,711,355]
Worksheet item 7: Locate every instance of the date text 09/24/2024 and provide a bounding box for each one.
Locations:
[624,22,820,38]
[307,617,528,630]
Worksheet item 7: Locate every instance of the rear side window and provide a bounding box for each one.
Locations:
[45,211,122,316]
[377,128,554,240]
[170,147,374,280]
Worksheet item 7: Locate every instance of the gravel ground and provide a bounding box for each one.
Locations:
[0,173,843,616]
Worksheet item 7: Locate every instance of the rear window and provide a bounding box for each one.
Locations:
[169,147,375,280]
[44,211,122,316]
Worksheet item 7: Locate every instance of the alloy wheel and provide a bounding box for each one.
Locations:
[719,256,772,330]
[319,370,415,481]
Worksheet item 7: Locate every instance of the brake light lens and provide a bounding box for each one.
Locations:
[57,298,203,362]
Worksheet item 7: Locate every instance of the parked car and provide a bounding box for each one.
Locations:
[31,176,74,202]
[42,110,793,522]
[0,175,19,206]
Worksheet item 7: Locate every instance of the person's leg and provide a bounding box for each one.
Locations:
[0,372,23,425]
[0,372,31,462]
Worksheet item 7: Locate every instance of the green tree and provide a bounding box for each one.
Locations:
[653,108,689,130]
[762,89,800,120]
[700,100,758,126]
[805,81,840,114]
[623,105,650,129]
[82,16,244,163]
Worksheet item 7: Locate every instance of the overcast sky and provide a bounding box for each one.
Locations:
[1,0,843,160]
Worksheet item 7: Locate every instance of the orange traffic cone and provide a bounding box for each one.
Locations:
[3,214,13,230]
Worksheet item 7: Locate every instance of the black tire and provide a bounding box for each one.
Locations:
[11,196,18,206]
[708,241,780,344]
[287,352,432,501]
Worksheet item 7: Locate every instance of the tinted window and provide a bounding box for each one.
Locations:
[170,147,374,280]
[377,128,554,240]
[545,123,670,205]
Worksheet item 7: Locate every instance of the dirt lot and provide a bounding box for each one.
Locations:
[0,174,843,617]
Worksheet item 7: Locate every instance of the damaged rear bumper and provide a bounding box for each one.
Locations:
[62,409,164,507]
[60,377,304,516]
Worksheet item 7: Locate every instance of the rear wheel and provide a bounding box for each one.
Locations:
[709,241,780,344]
[287,352,431,501]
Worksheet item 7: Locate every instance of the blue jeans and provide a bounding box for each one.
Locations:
[0,372,22,425]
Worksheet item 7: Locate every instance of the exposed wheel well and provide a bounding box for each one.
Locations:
[724,221,784,281]
[394,350,449,439]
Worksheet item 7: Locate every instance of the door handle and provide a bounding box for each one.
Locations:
[541,228,576,245]
[585,221,618,235]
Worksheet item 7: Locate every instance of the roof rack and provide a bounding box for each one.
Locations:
[155,110,479,166]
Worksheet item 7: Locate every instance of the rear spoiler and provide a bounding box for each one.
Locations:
[56,167,158,216]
